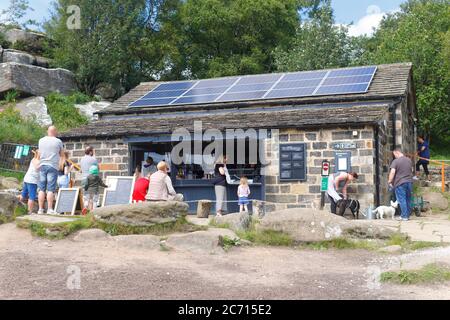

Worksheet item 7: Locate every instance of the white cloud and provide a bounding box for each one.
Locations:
[347,5,400,37]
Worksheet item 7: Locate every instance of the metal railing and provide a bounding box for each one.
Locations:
[0,143,37,173]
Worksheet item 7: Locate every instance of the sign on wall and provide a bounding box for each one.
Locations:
[279,143,307,181]
[331,142,357,150]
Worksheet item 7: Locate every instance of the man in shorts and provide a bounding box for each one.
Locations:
[37,126,64,215]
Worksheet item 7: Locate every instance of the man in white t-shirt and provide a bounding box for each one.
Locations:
[38,126,64,215]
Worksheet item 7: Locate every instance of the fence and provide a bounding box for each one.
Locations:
[0,143,37,173]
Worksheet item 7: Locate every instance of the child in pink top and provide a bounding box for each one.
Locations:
[237,177,250,213]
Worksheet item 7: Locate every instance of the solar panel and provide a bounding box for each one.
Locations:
[128,66,377,108]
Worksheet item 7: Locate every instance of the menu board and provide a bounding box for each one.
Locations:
[102,176,135,207]
[55,188,82,215]
[279,143,307,181]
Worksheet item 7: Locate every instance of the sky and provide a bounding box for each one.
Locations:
[0,0,405,37]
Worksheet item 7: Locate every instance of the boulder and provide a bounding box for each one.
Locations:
[0,192,23,221]
[0,27,46,53]
[74,101,111,121]
[422,192,449,211]
[93,201,189,226]
[95,83,117,101]
[15,96,53,126]
[2,49,35,65]
[257,208,398,242]
[0,177,21,190]
[113,235,161,250]
[212,211,251,231]
[0,62,77,97]
[165,228,239,253]
[73,229,111,242]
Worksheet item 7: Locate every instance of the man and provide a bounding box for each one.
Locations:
[38,126,64,215]
[80,146,98,182]
[389,148,414,221]
[326,171,358,214]
[146,161,183,201]
[142,156,157,178]
[414,135,430,181]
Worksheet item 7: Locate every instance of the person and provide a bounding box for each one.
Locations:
[20,150,41,214]
[326,171,359,214]
[414,135,430,181]
[142,156,157,178]
[213,155,228,216]
[80,146,98,185]
[57,151,73,189]
[37,126,64,215]
[82,165,108,215]
[146,161,184,201]
[389,148,413,221]
[132,173,150,203]
[238,177,250,213]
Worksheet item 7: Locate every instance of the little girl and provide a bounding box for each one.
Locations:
[237,177,251,213]
[20,150,40,214]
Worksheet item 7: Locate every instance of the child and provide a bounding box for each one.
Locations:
[20,150,40,214]
[82,165,108,215]
[57,150,73,189]
[237,177,251,213]
[132,173,150,203]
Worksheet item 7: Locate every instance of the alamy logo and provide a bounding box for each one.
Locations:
[66,5,81,30]
[66,265,81,290]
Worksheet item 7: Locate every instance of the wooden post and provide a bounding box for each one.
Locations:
[197,200,212,218]
[442,162,445,193]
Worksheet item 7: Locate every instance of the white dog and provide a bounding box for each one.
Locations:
[373,201,399,220]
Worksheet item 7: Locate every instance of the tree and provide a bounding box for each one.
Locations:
[357,0,450,140]
[165,0,302,79]
[274,0,356,72]
[0,0,38,29]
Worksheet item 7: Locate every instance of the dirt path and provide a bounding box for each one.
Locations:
[1,223,450,300]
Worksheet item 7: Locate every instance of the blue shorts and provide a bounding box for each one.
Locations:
[239,196,250,205]
[38,165,58,193]
[21,182,38,201]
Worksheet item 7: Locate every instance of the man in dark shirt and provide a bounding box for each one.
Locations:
[414,135,430,181]
[389,148,413,221]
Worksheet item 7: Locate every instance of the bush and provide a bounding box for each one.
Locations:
[45,92,91,132]
[0,105,45,144]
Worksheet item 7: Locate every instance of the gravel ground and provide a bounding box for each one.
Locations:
[1,223,450,300]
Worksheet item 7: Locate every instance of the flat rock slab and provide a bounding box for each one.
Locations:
[185,216,211,226]
[16,215,77,225]
[73,229,111,242]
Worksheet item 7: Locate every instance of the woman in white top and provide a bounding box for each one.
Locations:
[327,171,358,214]
[20,150,41,214]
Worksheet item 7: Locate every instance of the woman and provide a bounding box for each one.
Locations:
[213,155,228,216]
[326,171,358,214]
[57,151,73,189]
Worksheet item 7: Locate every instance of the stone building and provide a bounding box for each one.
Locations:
[60,63,417,214]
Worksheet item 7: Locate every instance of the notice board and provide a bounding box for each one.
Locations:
[55,188,82,215]
[279,143,307,181]
[102,176,135,207]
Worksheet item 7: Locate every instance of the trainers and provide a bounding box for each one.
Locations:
[37,209,45,215]
[402,218,410,221]
[412,176,419,181]
[47,209,57,215]
[82,208,88,216]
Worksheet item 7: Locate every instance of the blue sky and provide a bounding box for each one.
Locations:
[1,0,405,36]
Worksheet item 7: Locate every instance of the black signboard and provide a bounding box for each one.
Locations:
[279,143,307,181]
[102,176,135,207]
[55,188,82,215]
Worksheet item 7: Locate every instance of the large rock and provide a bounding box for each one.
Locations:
[0,62,77,97]
[0,177,21,190]
[15,96,53,126]
[257,208,398,242]
[95,83,117,101]
[0,27,46,53]
[74,101,111,120]
[165,228,239,253]
[1,49,51,68]
[0,192,23,221]
[212,211,251,231]
[93,201,189,226]
[422,192,449,211]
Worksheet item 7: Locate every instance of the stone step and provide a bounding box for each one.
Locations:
[16,215,78,225]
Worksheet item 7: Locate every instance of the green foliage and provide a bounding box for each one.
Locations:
[0,31,11,48]
[237,228,294,247]
[221,236,241,251]
[275,0,356,72]
[0,0,38,29]
[0,169,25,182]
[381,263,450,284]
[357,0,450,141]
[0,105,45,144]
[45,92,90,132]
[303,238,379,251]
[2,90,19,104]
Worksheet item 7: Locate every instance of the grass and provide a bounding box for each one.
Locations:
[301,238,380,251]
[381,263,450,285]
[0,169,25,182]
[16,214,207,240]
[0,105,46,144]
[221,236,241,251]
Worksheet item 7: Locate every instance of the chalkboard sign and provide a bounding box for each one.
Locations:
[102,176,135,207]
[279,143,307,181]
[55,188,82,215]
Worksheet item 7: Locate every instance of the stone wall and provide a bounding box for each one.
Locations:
[63,138,129,183]
[262,126,378,212]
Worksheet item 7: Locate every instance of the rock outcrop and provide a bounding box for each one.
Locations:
[256,208,399,242]
[93,201,189,226]
[74,101,111,121]
[2,49,50,68]
[0,62,77,97]
[15,96,52,126]
[0,177,21,190]
[422,191,449,211]
[0,27,46,53]
[212,211,251,231]
[0,192,24,222]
